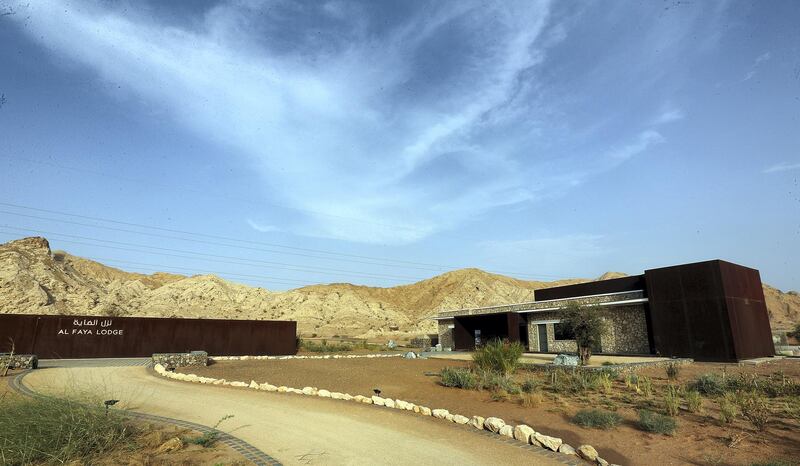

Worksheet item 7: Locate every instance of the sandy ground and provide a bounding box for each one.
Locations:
[22,366,564,466]
[429,352,672,366]
[183,357,800,466]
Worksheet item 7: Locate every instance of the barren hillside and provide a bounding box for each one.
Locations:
[1,237,797,338]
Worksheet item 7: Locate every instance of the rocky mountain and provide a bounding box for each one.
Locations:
[1,236,797,338]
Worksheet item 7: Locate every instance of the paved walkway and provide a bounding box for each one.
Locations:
[22,365,569,466]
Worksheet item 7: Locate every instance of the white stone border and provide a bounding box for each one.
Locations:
[153,363,616,465]
[211,353,403,361]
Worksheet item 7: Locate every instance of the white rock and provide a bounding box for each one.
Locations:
[342,394,353,401]
[289,388,303,394]
[413,405,420,413]
[249,381,259,389]
[597,458,609,466]
[534,433,563,452]
[302,387,317,396]
[559,444,577,455]
[331,392,345,400]
[277,386,289,393]
[212,379,226,385]
[230,381,248,388]
[318,389,332,398]
[259,383,277,391]
[419,406,431,416]
[353,395,367,403]
[445,413,455,422]
[371,396,386,406]
[471,416,485,430]
[513,425,535,443]
[154,364,165,373]
[578,445,598,461]
[499,425,514,437]
[484,417,505,433]
[432,409,450,419]
[384,398,396,408]
[453,415,470,425]
[395,400,410,410]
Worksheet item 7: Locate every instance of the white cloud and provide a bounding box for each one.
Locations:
[246,219,281,233]
[743,51,771,81]
[763,162,800,174]
[479,234,609,277]
[652,107,686,125]
[608,130,665,160]
[10,0,554,244]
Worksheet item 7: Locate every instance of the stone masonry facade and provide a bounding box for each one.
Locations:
[437,290,651,355]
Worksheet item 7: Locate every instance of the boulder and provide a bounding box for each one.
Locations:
[404,351,417,359]
[597,458,609,466]
[533,433,562,452]
[259,383,277,392]
[353,395,367,403]
[371,396,386,406]
[318,389,332,398]
[578,445,599,462]
[432,409,450,419]
[212,379,226,385]
[342,393,353,401]
[445,413,454,422]
[277,386,289,393]
[453,415,470,425]
[484,417,505,433]
[559,443,577,455]
[153,364,165,373]
[230,381,248,388]
[513,425,535,443]
[552,354,580,366]
[419,406,432,416]
[331,392,345,400]
[395,400,411,410]
[499,425,514,437]
[289,388,303,394]
[384,398,396,408]
[302,387,317,396]
[249,381,259,389]
[413,405,420,413]
[470,416,485,429]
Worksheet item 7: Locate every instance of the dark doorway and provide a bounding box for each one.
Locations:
[519,324,529,351]
[538,324,548,352]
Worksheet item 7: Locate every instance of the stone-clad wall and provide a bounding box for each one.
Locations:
[438,319,454,350]
[526,304,649,354]
[152,351,208,368]
[0,353,38,369]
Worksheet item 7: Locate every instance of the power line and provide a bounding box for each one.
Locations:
[0,201,568,280]
[0,226,428,283]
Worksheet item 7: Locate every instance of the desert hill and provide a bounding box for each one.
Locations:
[0,237,797,338]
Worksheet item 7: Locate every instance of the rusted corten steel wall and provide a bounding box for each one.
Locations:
[0,314,297,358]
[534,275,646,301]
[644,260,773,362]
[453,312,515,351]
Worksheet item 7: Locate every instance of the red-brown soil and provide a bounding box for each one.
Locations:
[182,358,800,466]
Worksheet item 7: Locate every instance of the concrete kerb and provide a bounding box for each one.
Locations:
[152,362,605,465]
[7,369,282,466]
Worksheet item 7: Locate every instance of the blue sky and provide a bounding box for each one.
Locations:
[0,0,798,291]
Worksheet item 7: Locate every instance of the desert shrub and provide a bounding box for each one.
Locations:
[599,372,613,394]
[0,395,134,464]
[520,377,539,394]
[519,391,544,408]
[478,369,519,394]
[639,376,653,398]
[685,390,703,413]
[559,303,608,365]
[439,367,478,389]
[783,396,800,420]
[718,393,738,424]
[638,409,677,435]
[572,409,622,430]
[751,460,798,466]
[664,385,681,416]
[602,361,614,366]
[548,369,603,395]
[691,373,726,396]
[624,373,639,389]
[184,414,234,448]
[736,391,770,431]
[665,363,680,381]
[472,339,523,375]
[299,339,353,353]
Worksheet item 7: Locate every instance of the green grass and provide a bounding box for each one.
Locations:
[439,367,478,389]
[572,409,622,430]
[184,414,234,448]
[472,339,523,375]
[0,395,134,465]
[299,339,353,353]
[638,409,677,435]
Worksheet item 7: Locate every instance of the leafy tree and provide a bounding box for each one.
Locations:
[560,303,607,365]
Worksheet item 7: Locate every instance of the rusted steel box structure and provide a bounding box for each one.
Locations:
[0,314,297,359]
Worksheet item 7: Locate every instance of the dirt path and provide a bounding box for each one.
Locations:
[22,366,566,466]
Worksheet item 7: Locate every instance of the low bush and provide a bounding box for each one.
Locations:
[0,395,134,464]
[665,363,680,381]
[472,339,523,375]
[685,390,703,413]
[638,409,677,435]
[736,391,770,431]
[718,393,738,424]
[519,391,544,408]
[478,370,520,394]
[639,376,653,398]
[299,339,353,353]
[520,377,539,394]
[572,409,622,430]
[184,414,234,448]
[664,385,681,417]
[691,373,726,396]
[439,367,478,389]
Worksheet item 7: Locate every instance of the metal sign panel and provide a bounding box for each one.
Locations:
[0,314,297,358]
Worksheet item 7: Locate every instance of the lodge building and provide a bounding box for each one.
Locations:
[435,260,774,362]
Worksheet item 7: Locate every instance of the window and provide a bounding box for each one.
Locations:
[554,322,575,340]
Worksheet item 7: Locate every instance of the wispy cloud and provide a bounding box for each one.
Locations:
[608,130,665,161]
[246,219,281,233]
[763,162,800,174]
[10,0,554,244]
[651,105,686,125]
[743,51,771,81]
